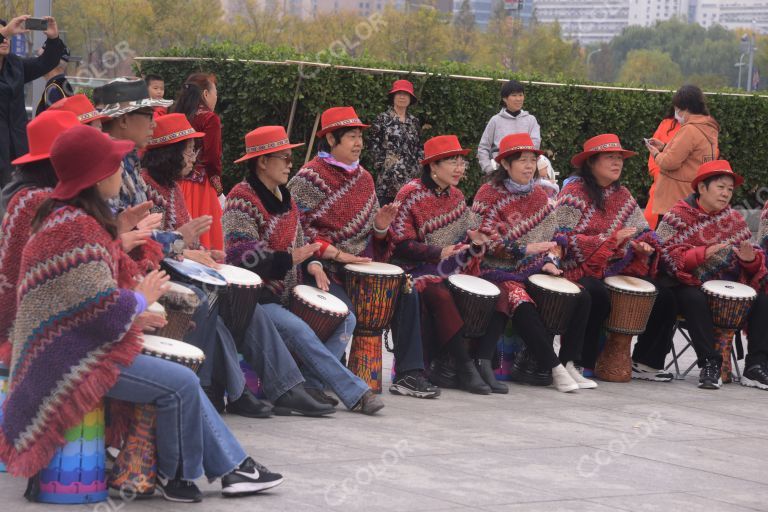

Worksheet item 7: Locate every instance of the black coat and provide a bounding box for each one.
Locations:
[0,37,66,186]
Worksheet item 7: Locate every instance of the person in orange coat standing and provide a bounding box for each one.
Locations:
[643,107,680,228]
[172,72,224,250]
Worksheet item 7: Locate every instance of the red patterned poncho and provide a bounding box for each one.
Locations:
[657,196,766,289]
[556,179,658,281]
[141,170,191,231]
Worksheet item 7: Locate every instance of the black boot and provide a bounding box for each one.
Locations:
[428,357,460,389]
[273,384,336,417]
[475,359,509,394]
[456,361,491,395]
[202,381,225,413]
[226,387,274,418]
[510,346,553,386]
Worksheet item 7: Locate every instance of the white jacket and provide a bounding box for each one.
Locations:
[477,108,541,174]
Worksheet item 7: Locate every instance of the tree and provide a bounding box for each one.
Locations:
[618,49,684,87]
[365,4,451,65]
[450,0,476,63]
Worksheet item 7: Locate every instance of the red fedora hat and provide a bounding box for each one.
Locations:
[146,113,205,149]
[420,135,470,166]
[11,110,80,166]
[570,134,637,168]
[48,94,110,125]
[495,133,544,162]
[50,125,135,201]
[234,125,304,164]
[316,106,370,137]
[389,79,417,103]
[691,159,743,191]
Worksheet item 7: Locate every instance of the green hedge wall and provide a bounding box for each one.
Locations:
[136,43,768,208]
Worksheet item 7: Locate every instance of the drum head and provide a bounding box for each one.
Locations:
[168,281,197,296]
[528,274,580,295]
[604,275,656,293]
[344,262,404,276]
[293,285,349,315]
[702,280,757,299]
[216,264,263,287]
[142,335,204,360]
[162,258,227,287]
[448,274,500,297]
[147,302,166,316]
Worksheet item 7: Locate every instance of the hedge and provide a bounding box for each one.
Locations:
[135,43,768,208]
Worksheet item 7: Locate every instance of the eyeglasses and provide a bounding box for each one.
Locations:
[265,154,293,164]
[184,147,200,160]
[443,158,468,169]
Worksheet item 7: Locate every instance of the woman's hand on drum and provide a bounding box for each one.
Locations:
[136,311,168,332]
[734,241,756,263]
[293,243,322,265]
[136,270,171,305]
[525,241,556,255]
[209,249,226,263]
[441,243,470,260]
[630,240,655,256]
[705,243,729,260]
[183,249,221,269]
[137,212,163,231]
[615,227,637,244]
[308,262,330,291]
[117,201,152,234]
[373,202,399,231]
[332,251,372,264]
[120,228,153,252]
[541,262,563,276]
[178,216,213,247]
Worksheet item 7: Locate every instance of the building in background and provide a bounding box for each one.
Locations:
[532,0,630,44]
[694,1,768,33]
[628,0,689,27]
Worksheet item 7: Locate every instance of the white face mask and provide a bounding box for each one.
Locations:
[674,109,685,124]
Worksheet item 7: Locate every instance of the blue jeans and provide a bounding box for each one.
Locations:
[239,304,305,402]
[106,355,247,481]
[261,302,367,409]
[181,284,245,400]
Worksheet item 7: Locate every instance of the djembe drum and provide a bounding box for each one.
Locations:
[595,276,658,382]
[526,274,582,335]
[290,285,350,342]
[344,262,405,393]
[161,258,227,314]
[156,282,200,340]
[217,264,263,342]
[446,274,500,338]
[702,280,756,383]
[109,335,205,495]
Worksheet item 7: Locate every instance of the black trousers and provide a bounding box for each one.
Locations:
[746,293,768,367]
[579,276,676,370]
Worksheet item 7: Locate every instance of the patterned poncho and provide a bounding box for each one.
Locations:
[223,175,302,304]
[0,187,50,366]
[288,156,385,274]
[141,171,191,231]
[387,177,478,290]
[657,196,766,288]
[0,206,143,477]
[556,179,658,281]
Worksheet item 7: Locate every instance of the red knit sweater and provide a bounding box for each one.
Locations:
[141,171,191,231]
[556,179,658,281]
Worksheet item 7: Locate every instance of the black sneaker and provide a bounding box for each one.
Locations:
[221,457,284,497]
[389,372,441,398]
[741,363,768,390]
[226,388,274,418]
[631,361,674,382]
[698,359,722,390]
[428,357,460,389]
[510,348,552,386]
[157,475,203,503]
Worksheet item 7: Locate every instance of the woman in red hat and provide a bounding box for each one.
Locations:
[368,79,423,205]
[557,134,676,380]
[655,160,768,390]
[387,135,502,395]
[0,110,79,367]
[288,106,439,399]
[172,72,225,251]
[0,124,284,502]
[222,125,384,414]
[471,133,593,393]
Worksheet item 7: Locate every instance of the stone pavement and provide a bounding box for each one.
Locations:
[2,333,768,512]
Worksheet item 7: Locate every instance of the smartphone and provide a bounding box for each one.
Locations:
[24,18,48,31]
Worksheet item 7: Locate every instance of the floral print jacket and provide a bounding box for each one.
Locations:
[367,108,423,201]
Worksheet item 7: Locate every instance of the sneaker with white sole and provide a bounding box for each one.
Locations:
[565,361,598,389]
[631,361,673,382]
[157,476,203,503]
[552,364,579,392]
[698,359,722,389]
[221,457,284,497]
[741,364,768,390]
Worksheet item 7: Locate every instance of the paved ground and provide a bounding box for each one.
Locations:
[3,332,768,512]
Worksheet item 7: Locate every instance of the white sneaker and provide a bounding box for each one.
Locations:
[566,361,598,389]
[552,364,579,393]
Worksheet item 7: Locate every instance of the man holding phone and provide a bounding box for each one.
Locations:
[0,15,67,189]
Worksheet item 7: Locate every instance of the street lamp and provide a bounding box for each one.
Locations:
[736,53,747,90]
[586,48,602,79]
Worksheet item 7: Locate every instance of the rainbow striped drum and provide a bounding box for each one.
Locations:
[35,405,107,504]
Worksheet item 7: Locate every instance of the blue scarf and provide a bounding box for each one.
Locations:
[318,151,359,173]
[504,178,534,195]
